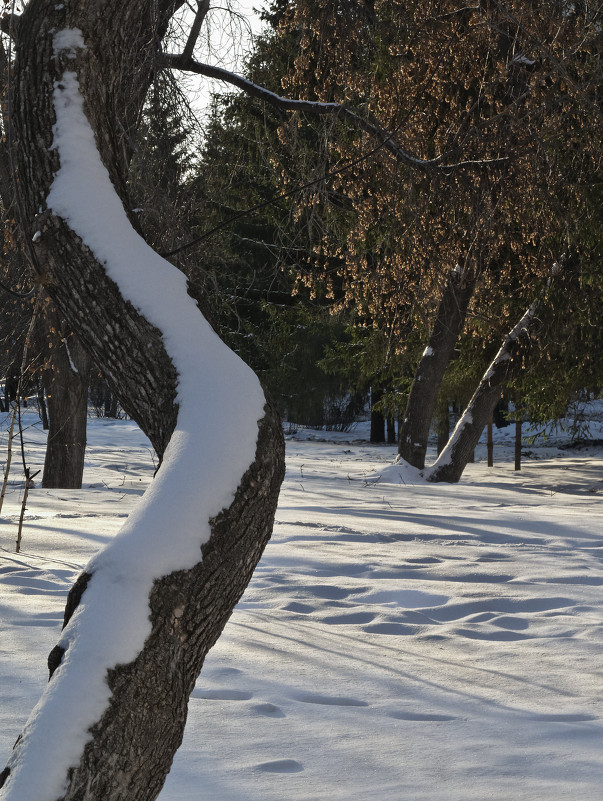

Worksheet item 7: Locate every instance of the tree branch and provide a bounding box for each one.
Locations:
[181,0,210,61]
[162,54,505,173]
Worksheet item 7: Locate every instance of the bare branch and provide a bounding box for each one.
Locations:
[181,0,210,61]
[162,53,505,173]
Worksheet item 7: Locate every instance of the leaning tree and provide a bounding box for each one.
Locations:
[0,2,284,800]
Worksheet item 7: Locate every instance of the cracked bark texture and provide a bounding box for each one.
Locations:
[1,1,286,799]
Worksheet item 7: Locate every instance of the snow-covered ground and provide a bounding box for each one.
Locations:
[1,408,602,800]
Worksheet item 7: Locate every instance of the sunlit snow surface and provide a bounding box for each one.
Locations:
[0,30,264,801]
[1,410,602,800]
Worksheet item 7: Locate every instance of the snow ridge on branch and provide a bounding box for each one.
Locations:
[163,53,506,173]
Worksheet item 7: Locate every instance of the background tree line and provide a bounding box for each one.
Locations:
[170,0,602,477]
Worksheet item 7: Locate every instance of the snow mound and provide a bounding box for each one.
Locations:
[369,458,425,485]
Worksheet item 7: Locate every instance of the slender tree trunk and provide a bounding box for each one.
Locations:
[487,414,494,467]
[0,3,285,801]
[426,283,556,483]
[435,398,450,455]
[398,266,476,468]
[42,321,91,489]
[105,389,119,419]
[37,383,49,429]
[386,414,396,445]
[514,396,522,471]
[370,385,385,443]
[4,365,18,410]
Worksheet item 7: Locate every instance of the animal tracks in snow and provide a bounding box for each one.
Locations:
[249,555,581,645]
[363,622,420,635]
[0,555,77,599]
[359,588,449,606]
[321,611,376,625]
[527,712,598,723]
[250,501,599,650]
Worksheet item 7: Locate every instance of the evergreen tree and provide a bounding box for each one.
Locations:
[184,14,369,426]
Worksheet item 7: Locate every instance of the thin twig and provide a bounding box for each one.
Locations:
[16,468,39,553]
[12,288,43,550]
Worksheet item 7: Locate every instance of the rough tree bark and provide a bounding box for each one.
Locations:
[0,2,285,800]
[1,24,90,489]
[398,266,476,469]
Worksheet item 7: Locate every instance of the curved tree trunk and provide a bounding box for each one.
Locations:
[398,266,476,469]
[0,3,285,801]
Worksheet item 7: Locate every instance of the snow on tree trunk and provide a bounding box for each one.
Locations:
[425,286,554,484]
[0,3,285,801]
[398,266,476,469]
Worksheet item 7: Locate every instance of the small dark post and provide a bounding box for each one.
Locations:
[514,399,522,471]
[436,400,450,455]
[487,414,494,467]
[37,384,49,430]
[370,386,385,443]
